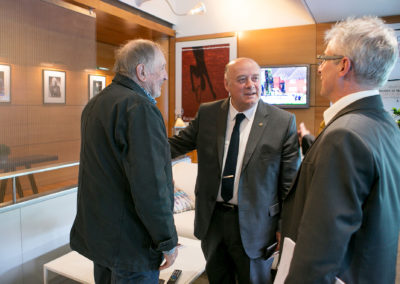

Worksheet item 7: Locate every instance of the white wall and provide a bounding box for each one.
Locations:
[119,0,315,37]
[0,189,77,284]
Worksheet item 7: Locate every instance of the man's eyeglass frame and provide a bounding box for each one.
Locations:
[317,55,344,65]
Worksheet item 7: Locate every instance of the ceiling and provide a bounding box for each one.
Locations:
[303,0,400,23]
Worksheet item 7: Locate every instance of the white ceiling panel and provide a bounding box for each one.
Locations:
[303,0,400,23]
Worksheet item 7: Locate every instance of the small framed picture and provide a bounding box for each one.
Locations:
[89,75,106,99]
[0,64,11,103]
[43,70,66,104]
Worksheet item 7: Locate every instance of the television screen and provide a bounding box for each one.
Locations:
[259,65,310,108]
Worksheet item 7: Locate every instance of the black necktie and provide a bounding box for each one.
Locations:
[221,113,246,202]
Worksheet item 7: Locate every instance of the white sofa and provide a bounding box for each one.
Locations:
[172,161,198,240]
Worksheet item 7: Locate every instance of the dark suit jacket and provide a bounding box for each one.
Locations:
[70,74,177,271]
[169,98,300,259]
[301,134,315,156]
[281,95,400,283]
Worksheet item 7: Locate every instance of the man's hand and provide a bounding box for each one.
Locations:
[159,247,178,270]
[297,122,310,141]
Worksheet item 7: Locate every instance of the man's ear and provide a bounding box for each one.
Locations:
[338,57,352,78]
[224,78,229,92]
[136,64,146,82]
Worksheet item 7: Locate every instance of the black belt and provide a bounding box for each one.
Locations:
[215,202,238,212]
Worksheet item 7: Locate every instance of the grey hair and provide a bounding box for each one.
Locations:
[113,39,162,79]
[325,16,399,88]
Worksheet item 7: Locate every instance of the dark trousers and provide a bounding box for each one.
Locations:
[93,262,159,284]
[201,203,273,284]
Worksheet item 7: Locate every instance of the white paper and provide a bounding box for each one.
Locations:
[273,237,295,284]
[273,237,345,284]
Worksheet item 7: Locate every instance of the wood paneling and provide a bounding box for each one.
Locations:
[315,23,333,108]
[96,10,161,45]
[175,32,236,43]
[64,0,174,38]
[0,0,96,199]
[168,37,176,136]
[238,25,316,65]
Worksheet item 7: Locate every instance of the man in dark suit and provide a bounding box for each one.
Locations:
[70,39,178,283]
[169,57,300,283]
[281,16,400,284]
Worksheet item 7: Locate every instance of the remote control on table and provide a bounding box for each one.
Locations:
[167,269,182,284]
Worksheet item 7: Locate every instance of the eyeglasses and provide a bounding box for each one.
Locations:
[317,55,344,65]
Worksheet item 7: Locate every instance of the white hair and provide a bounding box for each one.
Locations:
[113,39,162,79]
[325,16,398,88]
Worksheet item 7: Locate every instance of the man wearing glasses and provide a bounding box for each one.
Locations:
[280,16,400,284]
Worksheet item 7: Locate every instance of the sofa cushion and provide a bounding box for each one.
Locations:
[172,162,198,200]
[174,188,194,213]
[173,210,196,239]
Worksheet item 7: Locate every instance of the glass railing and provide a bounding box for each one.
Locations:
[0,162,79,206]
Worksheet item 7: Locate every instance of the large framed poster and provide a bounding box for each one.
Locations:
[175,37,237,121]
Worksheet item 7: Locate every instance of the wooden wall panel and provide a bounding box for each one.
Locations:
[0,0,97,202]
[315,23,333,108]
[156,36,171,130]
[238,25,316,65]
[168,37,176,136]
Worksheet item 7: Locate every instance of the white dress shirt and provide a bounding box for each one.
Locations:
[216,99,258,205]
[323,90,379,124]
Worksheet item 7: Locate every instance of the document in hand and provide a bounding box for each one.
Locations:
[273,237,295,284]
[273,237,345,284]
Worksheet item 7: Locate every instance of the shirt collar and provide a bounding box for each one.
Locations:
[228,98,258,121]
[136,82,157,105]
[114,73,157,105]
[323,90,379,124]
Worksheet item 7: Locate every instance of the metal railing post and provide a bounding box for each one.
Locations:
[12,177,17,203]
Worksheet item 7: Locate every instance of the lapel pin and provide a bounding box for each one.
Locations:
[259,122,263,126]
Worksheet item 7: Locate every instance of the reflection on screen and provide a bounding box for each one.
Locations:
[260,66,308,108]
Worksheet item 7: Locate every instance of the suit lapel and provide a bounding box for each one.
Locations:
[241,101,269,173]
[217,99,230,170]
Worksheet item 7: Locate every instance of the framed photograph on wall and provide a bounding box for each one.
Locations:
[175,36,237,121]
[43,70,66,104]
[0,64,11,103]
[89,74,106,99]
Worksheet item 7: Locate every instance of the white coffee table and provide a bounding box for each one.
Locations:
[43,236,205,284]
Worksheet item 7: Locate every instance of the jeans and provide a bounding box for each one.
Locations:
[94,262,160,284]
